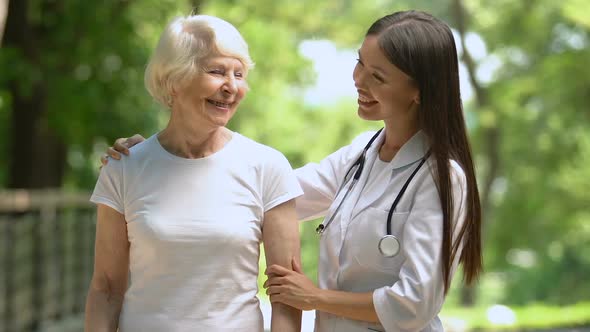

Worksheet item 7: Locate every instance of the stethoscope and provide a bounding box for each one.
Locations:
[315,128,430,258]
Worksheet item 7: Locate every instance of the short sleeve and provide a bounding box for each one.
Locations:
[262,151,303,212]
[90,159,125,214]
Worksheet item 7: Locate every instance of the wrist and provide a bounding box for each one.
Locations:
[310,287,328,311]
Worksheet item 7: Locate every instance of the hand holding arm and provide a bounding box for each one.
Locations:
[264,259,319,311]
[265,263,379,323]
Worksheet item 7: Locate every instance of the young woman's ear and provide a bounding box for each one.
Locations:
[413,92,420,105]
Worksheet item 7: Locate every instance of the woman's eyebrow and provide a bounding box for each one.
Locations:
[358,50,387,76]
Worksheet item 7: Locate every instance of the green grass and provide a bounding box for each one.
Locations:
[440,302,590,330]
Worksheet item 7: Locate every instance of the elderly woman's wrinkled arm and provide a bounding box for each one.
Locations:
[263,199,302,332]
[84,204,129,332]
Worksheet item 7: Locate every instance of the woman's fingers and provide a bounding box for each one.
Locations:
[107,147,123,160]
[265,264,291,277]
[128,134,146,146]
[100,154,109,166]
[113,138,130,155]
[112,134,145,155]
[263,276,287,288]
[102,134,146,166]
[266,285,286,296]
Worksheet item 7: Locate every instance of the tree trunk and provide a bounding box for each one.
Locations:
[4,0,66,189]
[0,0,8,44]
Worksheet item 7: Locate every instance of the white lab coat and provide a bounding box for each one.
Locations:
[295,130,468,332]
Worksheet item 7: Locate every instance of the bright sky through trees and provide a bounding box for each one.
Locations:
[299,32,496,106]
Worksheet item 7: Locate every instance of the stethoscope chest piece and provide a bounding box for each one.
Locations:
[378,235,401,257]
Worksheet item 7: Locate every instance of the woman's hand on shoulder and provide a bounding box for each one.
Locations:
[100,134,145,166]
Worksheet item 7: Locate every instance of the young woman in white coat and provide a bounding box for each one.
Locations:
[263,11,482,331]
[102,10,482,332]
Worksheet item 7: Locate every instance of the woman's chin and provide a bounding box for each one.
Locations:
[357,108,380,121]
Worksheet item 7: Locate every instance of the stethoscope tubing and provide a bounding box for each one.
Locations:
[315,177,357,234]
[316,128,430,258]
[385,153,429,234]
[316,129,383,234]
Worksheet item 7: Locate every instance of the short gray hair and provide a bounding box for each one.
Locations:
[144,15,254,107]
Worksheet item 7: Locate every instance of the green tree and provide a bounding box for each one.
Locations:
[0,0,184,188]
[452,0,590,304]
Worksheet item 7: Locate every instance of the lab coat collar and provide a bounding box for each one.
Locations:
[373,129,430,170]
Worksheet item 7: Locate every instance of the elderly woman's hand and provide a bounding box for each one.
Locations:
[100,134,146,166]
[264,258,320,311]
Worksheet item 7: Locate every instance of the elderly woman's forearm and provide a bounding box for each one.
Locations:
[270,302,302,332]
[263,200,302,331]
[84,287,125,332]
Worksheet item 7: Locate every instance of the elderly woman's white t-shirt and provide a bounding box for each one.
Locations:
[90,132,303,332]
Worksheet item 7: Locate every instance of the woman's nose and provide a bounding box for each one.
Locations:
[353,64,365,89]
[223,77,238,95]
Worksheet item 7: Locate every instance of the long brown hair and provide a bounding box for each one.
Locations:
[367,10,482,294]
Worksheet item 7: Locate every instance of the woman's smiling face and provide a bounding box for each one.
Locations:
[352,35,420,123]
[173,55,249,128]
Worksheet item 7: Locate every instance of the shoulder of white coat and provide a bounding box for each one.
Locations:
[421,157,467,196]
[320,130,378,167]
[424,157,467,182]
[351,130,379,148]
[340,130,380,157]
[449,159,467,187]
[449,160,469,216]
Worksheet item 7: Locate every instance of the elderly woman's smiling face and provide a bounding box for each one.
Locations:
[172,55,249,128]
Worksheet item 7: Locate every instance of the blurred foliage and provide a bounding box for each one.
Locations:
[440,301,590,330]
[1,0,589,322]
[460,0,590,305]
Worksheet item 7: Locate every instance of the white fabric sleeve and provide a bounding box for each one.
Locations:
[372,163,468,331]
[90,159,125,214]
[294,131,377,222]
[262,151,304,212]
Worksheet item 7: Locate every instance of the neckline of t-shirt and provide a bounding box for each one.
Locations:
[150,130,240,164]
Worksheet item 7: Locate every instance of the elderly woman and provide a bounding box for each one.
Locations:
[84,15,302,332]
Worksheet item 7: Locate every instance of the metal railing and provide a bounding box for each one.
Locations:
[0,190,95,332]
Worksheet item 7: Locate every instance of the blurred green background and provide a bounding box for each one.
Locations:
[1,0,589,331]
